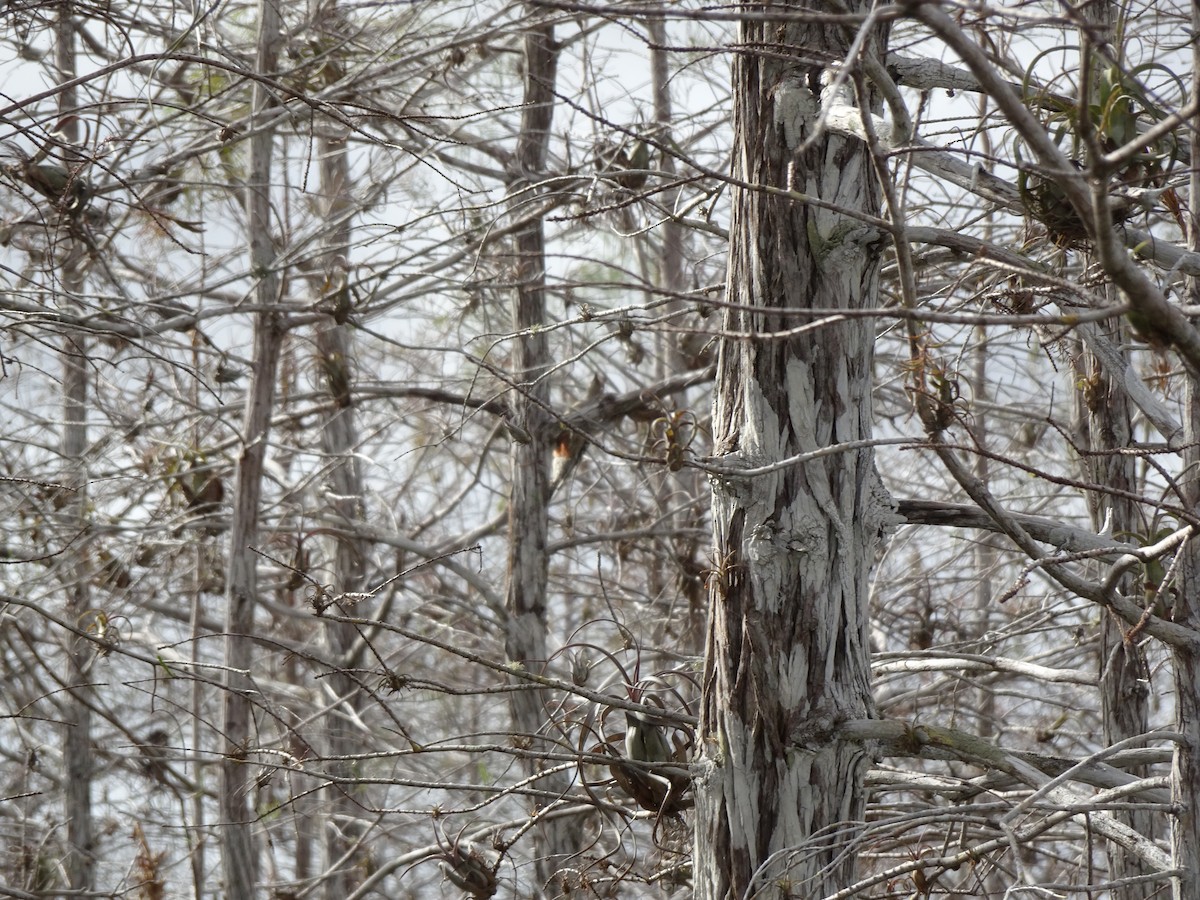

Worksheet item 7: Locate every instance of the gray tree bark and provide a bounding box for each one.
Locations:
[313,13,370,891]
[56,9,94,894]
[502,8,578,893]
[1172,10,1200,894]
[220,2,283,897]
[648,14,685,378]
[1175,401,1200,899]
[646,11,707,640]
[696,5,888,898]
[1072,22,1153,882]
[1074,313,1154,898]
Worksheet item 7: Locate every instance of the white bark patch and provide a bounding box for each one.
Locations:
[740,368,837,613]
[773,76,817,151]
[775,757,815,840]
[744,376,784,461]
[782,642,809,708]
[746,520,784,613]
[822,143,859,205]
[786,357,819,453]
[723,717,761,851]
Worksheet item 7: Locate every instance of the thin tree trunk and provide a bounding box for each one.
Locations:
[1172,10,1200,893]
[220,3,283,897]
[1071,9,1154,895]
[969,331,997,743]
[968,335,1009,900]
[503,8,575,893]
[314,42,370,896]
[1175,435,1200,898]
[647,12,706,642]
[188,541,208,900]
[647,13,685,378]
[1175,371,1200,899]
[57,8,93,893]
[1074,317,1154,897]
[696,5,887,898]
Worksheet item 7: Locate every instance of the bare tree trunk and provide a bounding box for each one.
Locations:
[646,12,706,642]
[1172,12,1200,894]
[313,16,370,891]
[503,7,576,893]
[1175,440,1200,898]
[967,335,1009,900]
[1074,316,1154,898]
[57,9,93,893]
[1070,10,1154,897]
[695,5,887,898]
[647,13,685,379]
[969,332,998,743]
[188,542,208,900]
[1175,371,1200,900]
[220,3,283,897]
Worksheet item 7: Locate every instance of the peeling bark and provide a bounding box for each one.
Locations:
[696,5,887,898]
[1074,316,1155,898]
[1071,18,1153,886]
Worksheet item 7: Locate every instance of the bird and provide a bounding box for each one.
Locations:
[625,705,672,766]
[614,139,650,189]
[2,143,92,214]
[613,700,692,816]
